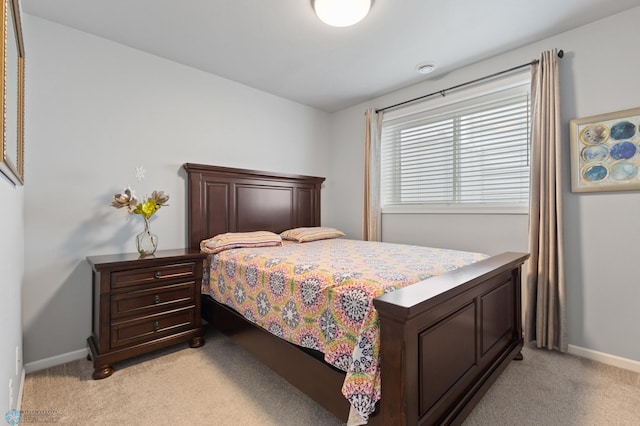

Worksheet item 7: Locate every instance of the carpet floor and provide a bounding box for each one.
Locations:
[21,328,640,425]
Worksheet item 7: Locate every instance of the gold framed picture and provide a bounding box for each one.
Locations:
[0,0,25,185]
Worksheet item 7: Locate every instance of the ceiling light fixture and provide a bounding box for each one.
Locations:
[313,0,372,27]
[416,62,436,74]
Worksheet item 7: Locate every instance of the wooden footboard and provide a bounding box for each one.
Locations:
[201,252,527,425]
[373,252,528,425]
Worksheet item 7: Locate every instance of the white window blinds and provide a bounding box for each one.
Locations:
[381,80,531,213]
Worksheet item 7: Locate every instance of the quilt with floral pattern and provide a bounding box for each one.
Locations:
[203,238,488,423]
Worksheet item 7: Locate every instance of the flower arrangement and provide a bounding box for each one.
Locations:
[111,188,170,219]
[110,165,169,255]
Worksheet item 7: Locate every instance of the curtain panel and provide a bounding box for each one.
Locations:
[525,49,567,352]
[363,109,383,241]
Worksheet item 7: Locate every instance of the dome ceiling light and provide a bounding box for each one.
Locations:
[313,0,372,27]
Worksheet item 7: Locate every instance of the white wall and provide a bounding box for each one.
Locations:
[0,179,24,414]
[22,15,331,364]
[327,8,640,361]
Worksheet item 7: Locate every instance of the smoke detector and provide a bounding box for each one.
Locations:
[416,62,436,74]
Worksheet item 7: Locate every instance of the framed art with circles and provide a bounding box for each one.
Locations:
[570,107,640,192]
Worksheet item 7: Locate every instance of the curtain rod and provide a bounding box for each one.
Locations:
[375,49,564,114]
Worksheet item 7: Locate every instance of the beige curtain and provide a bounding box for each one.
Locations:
[525,49,567,352]
[363,109,383,241]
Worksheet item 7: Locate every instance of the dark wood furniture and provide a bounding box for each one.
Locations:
[87,249,206,379]
[184,163,529,425]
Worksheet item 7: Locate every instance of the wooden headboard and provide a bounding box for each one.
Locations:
[183,163,325,250]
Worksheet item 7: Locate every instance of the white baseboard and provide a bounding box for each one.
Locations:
[24,348,88,374]
[568,344,640,373]
[16,368,25,411]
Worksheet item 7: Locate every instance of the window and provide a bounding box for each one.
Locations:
[381,76,531,213]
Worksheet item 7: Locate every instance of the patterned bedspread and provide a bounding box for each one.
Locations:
[203,238,488,423]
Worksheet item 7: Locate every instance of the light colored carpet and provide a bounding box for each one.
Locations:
[464,344,640,426]
[21,328,640,425]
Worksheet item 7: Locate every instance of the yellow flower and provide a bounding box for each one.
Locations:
[132,200,155,219]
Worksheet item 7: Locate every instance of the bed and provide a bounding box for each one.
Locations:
[183,163,529,425]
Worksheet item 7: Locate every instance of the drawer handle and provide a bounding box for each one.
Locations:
[153,295,161,304]
[154,271,162,279]
[153,321,160,331]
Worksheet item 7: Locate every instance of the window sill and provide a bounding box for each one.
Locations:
[381,204,529,215]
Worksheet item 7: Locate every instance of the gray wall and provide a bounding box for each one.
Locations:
[22,15,331,364]
[326,7,640,361]
[0,179,24,414]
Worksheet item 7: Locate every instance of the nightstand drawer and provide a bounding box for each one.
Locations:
[111,262,197,290]
[111,282,196,319]
[111,307,196,349]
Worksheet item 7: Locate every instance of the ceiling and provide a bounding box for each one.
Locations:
[21,0,640,112]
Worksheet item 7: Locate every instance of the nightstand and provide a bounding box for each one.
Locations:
[86,248,206,379]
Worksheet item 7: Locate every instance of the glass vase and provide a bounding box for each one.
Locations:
[136,217,158,256]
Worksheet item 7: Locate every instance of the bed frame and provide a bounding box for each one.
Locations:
[183,163,529,425]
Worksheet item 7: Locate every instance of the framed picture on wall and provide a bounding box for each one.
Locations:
[0,0,25,185]
[569,106,640,192]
